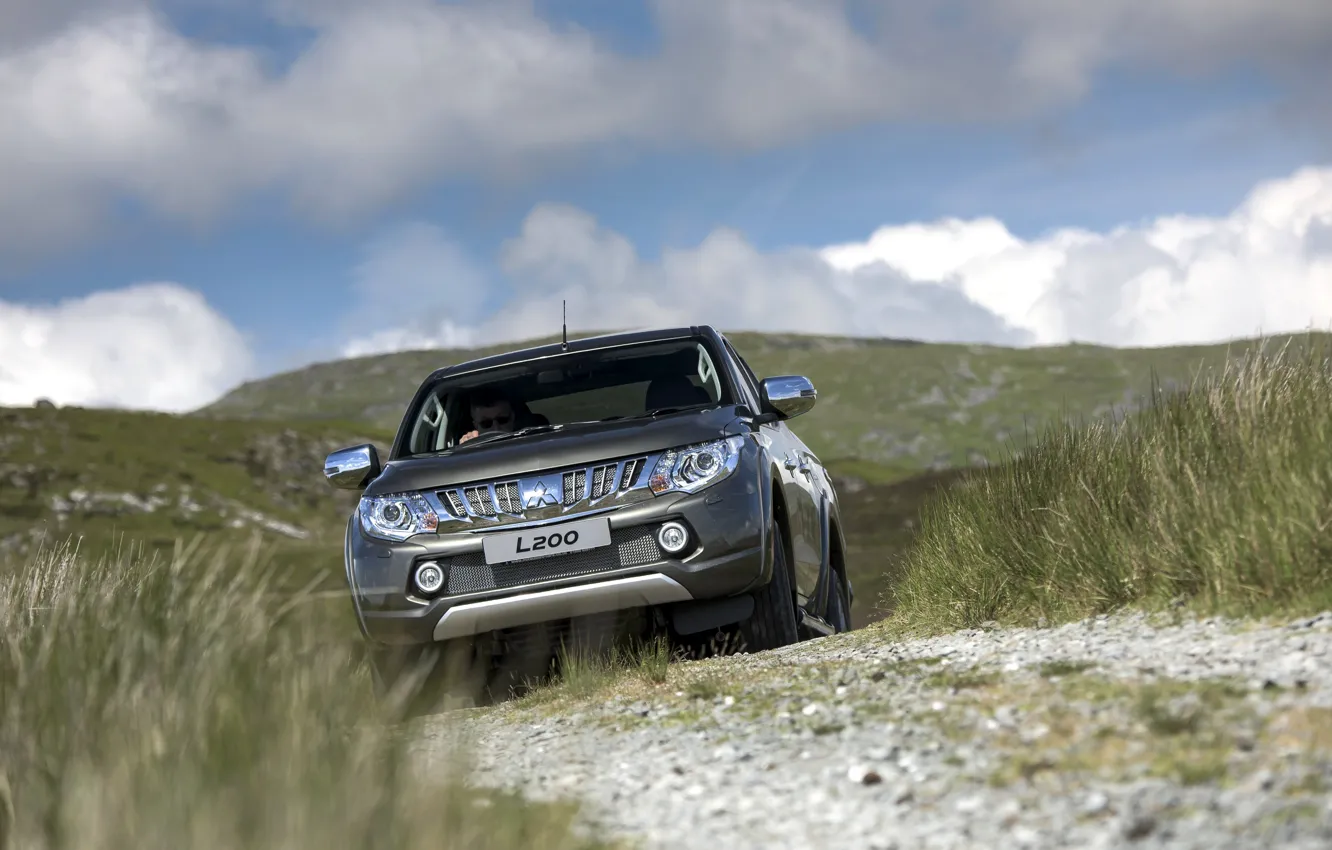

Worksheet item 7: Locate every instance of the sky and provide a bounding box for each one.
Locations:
[1,0,1331,412]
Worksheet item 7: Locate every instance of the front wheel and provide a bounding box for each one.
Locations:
[738,521,801,652]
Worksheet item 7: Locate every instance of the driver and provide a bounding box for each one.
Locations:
[459,386,518,443]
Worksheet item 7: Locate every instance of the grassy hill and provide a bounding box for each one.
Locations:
[200,330,1331,482]
[0,405,392,594]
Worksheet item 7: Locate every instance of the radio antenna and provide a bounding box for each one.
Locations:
[561,299,568,351]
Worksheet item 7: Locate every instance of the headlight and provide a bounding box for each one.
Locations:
[358,492,438,541]
[649,436,744,495]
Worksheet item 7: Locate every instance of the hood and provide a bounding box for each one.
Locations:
[366,405,749,495]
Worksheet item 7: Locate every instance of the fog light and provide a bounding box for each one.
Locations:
[413,561,446,595]
[657,521,690,554]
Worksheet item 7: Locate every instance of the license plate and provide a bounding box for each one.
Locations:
[482,516,612,565]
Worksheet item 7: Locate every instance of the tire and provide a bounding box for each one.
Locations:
[738,520,801,652]
[826,568,853,633]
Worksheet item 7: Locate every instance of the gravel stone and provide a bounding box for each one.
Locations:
[846,764,881,785]
[414,610,1332,849]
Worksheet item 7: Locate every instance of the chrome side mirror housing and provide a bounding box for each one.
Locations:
[324,444,381,490]
[759,375,817,420]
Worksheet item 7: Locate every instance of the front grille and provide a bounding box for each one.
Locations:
[436,526,663,597]
[429,453,657,531]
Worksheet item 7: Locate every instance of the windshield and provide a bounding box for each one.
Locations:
[399,338,732,457]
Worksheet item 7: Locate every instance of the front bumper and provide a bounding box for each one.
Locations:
[345,456,769,646]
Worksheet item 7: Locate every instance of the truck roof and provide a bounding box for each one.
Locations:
[422,325,719,383]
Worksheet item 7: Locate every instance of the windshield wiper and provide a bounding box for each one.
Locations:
[594,405,708,426]
[462,423,561,446]
[615,404,707,422]
[459,408,703,449]
[460,418,614,447]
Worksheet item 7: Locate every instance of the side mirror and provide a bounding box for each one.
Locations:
[324,444,381,490]
[759,375,817,420]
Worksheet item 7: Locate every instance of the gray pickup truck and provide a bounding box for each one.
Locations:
[323,325,853,703]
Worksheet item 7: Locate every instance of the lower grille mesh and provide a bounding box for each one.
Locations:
[439,526,662,596]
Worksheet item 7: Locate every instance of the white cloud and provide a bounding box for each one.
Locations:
[822,165,1332,347]
[346,166,1332,356]
[0,282,253,411]
[1,0,1330,254]
[0,7,266,255]
[338,197,1038,358]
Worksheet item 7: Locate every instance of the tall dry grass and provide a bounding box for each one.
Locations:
[0,536,610,850]
[885,336,1332,633]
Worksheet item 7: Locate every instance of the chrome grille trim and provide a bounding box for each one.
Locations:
[427,452,660,532]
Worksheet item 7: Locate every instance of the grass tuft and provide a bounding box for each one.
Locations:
[0,539,612,850]
[539,634,680,702]
[884,336,1332,633]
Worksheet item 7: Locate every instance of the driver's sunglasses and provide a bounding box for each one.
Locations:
[476,413,512,429]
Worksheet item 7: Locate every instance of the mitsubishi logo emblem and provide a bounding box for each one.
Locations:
[523,480,559,509]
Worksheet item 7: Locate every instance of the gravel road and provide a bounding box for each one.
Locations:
[416,610,1332,849]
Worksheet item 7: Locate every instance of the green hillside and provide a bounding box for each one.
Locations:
[200,330,1330,481]
[0,405,392,593]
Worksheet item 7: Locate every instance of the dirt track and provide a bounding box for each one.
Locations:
[417,610,1332,849]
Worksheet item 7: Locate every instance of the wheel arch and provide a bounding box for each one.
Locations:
[808,491,854,628]
[825,505,852,608]
[766,471,798,594]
